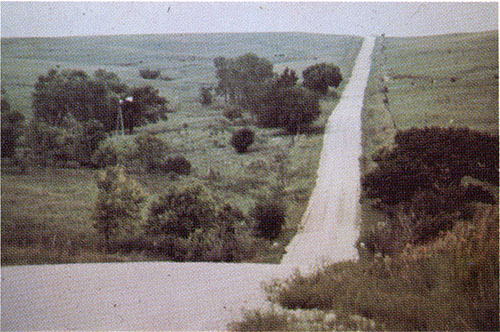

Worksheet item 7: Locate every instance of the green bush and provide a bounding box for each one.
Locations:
[139,68,161,80]
[133,133,169,172]
[223,105,243,120]
[231,128,255,153]
[163,156,191,175]
[251,200,286,240]
[302,63,342,95]
[249,84,320,134]
[1,107,25,158]
[91,136,136,168]
[145,183,217,239]
[93,165,148,253]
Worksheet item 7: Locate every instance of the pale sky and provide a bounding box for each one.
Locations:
[1,2,498,38]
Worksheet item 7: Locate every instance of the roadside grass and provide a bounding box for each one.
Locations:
[1,33,363,265]
[248,204,498,331]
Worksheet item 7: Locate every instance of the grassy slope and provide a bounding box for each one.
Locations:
[1,33,362,265]
[361,30,498,172]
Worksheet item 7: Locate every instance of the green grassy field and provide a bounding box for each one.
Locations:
[1,32,363,264]
[2,32,361,117]
[361,30,498,172]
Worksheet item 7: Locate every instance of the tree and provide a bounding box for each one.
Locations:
[276,67,299,89]
[133,133,169,172]
[93,165,147,253]
[214,53,274,105]
[251,200,286,240]
[32,68,124,130]
[363,127,499,207]
[302,63,342,95]
[121,86,168,134]
[145,183,217,239]
[250,83,320,134]
[32,68,167,134]
[231,128,255,153]
[360,127,499,253]
[1,92,25,158]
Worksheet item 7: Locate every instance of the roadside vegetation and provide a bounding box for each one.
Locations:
[230,31,499,331]
[1,33,362,265]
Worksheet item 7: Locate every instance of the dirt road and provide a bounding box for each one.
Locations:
[281,36,375,267]
[1,37,375,331]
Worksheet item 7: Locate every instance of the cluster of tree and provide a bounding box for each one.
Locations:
[248,75,320,134]
[360,127,498,255]
[214,53,274,105]
[33,68,168,134]
[2,69,171,167]
[213,54,342,135]
[93,169,287,261]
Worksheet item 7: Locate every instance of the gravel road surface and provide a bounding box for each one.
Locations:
[1,37,375,331]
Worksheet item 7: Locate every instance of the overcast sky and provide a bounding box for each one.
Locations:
[1,2,498,38]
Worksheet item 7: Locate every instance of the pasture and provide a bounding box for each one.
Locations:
[1,33,362,264]
[361,30,498,169]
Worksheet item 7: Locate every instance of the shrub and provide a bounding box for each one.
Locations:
[231,128,255,153]
[223,105,243,121]
[163,156,191,175]
[139,68,161,80]
[249,84,320,134]
[145,183,217,239]
[302,63,342,95]
[93,165,147,253]
[133,133,169,172]
[251,200,286,240]
[91,136,136,168]
[1,107,25,158]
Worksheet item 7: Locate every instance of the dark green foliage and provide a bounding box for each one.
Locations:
[25,119,106,167]
[276,67,299,89]
[231,128,255,153]
[32,69,124,130]
[143,184,259,262]
[363,127,499,207]
[133,133,169,172]
[1,98,25,158]
[302,63,342,95]
[250,83,320,134]
[163,156,191,175]
[145,184,217,239]
[223,105,243,120]
[361,127,499,254]
[139,68,161,80]
[121,86,168,134]
[200,87,213,105]
[74,120,107,167]
[251,200,286,240]
[214,53,273,104]
[32,68,167,134]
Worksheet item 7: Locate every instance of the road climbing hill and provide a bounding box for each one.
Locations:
[1,37,375,331]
